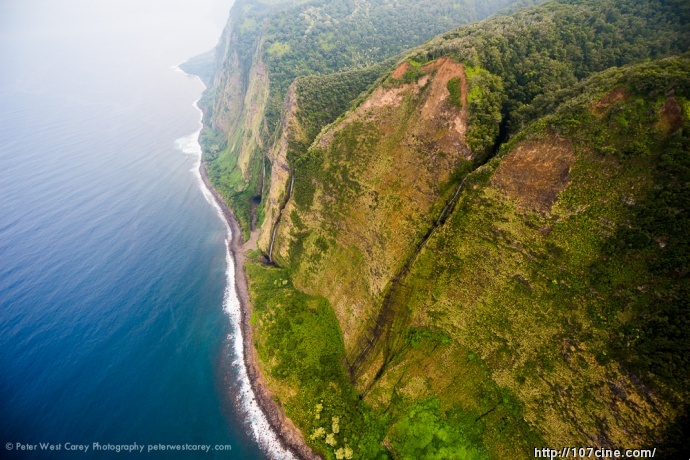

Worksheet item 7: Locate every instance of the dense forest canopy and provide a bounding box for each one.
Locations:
[260,0,535,134]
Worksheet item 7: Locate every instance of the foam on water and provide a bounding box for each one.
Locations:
[174,98,214,207]
[175,76,296,459]
[221,249,296,460]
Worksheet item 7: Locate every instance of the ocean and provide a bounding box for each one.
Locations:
[0,1,285,458]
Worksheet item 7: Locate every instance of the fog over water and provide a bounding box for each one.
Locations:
[0,1,276,457]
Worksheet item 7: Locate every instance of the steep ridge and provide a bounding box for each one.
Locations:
[263,61,396,261]
[254,54,690,460]
[262,81,299,260]
[200,0,543,241]
[359,56,690,456]
[271,58,477,369]
[197,0,690,458]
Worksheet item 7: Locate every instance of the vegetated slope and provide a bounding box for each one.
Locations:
[272,56,482,361]
[199,0,540,240]
[255,56,690,459]
[246,0,690,458]
[360,56,690,457]
[258,60,397,253]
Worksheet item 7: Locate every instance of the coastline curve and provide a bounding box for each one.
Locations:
[178,68,318,460]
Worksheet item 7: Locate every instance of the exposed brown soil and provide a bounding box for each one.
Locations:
[317,79,412,147]
[390,61,412,79]
[492,137,575,212]
[592,87,630,116]
[416,57,470,157]
[657,95,683,134]
[319,57,470,160]
[200,163,320,460]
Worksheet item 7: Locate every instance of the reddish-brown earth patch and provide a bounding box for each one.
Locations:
[415,57,469,157]
[492,137,575,212]
[592,87,630,116]
[657,95,683,134]
[391,61,412,79]
[319,57,470,160]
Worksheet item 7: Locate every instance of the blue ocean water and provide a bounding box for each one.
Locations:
[0,1,272,458]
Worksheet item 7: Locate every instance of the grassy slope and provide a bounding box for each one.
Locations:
[274,57,483,362]
[246,260,391,459]
[246,0,690,457]
[253,55,689,459]
[366,57,690,456]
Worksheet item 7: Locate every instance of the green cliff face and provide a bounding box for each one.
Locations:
[200,0,690,458]
[200,0,541,241]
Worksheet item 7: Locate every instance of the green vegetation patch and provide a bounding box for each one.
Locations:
[415,0,690,132]
[267,40,291,57]
[203,126,263,241]
[464,66,506,153]
[293,61,392,156]
[446,77,463,108]
[246,262,390,459]
[387,399,487,460]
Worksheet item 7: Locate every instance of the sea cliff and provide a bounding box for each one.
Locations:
[194,0,690,458]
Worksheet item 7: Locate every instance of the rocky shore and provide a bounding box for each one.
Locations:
[199,163,320,460]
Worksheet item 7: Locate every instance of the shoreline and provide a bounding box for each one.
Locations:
[198,162,320,460]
